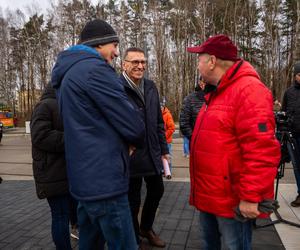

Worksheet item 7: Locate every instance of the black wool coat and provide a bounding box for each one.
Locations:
[31,84,68,199]
[282,82,300,135]
[120,75,169,177]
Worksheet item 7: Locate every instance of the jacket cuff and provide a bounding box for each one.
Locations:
[239,192,262,203]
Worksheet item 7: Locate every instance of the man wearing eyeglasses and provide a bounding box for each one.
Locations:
[120,47,169,248]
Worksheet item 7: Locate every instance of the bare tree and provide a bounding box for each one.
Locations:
[0,0,299,120]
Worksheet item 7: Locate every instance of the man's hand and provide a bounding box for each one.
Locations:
[239,200,260,219]
[129,146,136,156]
[162,154,170,163]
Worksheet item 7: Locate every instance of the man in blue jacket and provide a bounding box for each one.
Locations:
[51,19,145,250]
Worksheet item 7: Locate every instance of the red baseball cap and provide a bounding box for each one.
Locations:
[187,34,239,61]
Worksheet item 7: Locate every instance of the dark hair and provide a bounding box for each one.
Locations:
[123,47,145,59]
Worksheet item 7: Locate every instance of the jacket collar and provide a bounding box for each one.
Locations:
[122,71,138,89]
[203,60,244,94]
[204,60,259,105]
[67,44,100,57]
[217,60,244,91]
[294,81,300,89]
[121,73,146,105]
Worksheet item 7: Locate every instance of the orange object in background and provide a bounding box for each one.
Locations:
[0,111,14,128]
[161,106,175,144]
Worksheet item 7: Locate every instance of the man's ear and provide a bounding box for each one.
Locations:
[210,55,217,70]
[122,61,126,70]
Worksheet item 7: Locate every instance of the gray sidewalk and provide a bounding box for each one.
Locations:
[0,180,284,249]
[0,133,297,249]
[271,184,300,250]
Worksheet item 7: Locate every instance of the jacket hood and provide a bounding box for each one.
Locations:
[218,60,260,92]
[162,106,171,115]
[204,60,261,103]
[40,83,56,100]
[51,45,101,89]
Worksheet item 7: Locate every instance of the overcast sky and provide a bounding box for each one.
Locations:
[0,0,101,14]
[0,0,53,12]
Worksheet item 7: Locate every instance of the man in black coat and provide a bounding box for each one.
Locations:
[282,61,300,207]
[120,47,169,248]
[31,84,78,249]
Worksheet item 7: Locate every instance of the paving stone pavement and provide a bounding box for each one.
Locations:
[0,180,285,250]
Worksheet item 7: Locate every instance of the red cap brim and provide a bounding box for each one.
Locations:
[187,46,203,53]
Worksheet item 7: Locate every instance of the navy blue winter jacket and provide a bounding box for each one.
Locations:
[51,45,145,201]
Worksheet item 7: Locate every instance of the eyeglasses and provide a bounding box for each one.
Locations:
[125,60,147,66]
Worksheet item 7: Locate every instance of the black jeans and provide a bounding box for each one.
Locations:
[128,175,164,244]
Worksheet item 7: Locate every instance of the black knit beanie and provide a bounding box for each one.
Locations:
[294,61,300,76]
[78,19,119,47]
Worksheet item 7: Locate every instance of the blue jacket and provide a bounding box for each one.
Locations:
[51,45,145,201]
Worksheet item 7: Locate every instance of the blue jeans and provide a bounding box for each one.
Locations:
[168,143,172,173]
[78,193,138,250]
[183,136,190,156]
[199,211,252,250]
[69,196,78,226]
[47,195,73,250]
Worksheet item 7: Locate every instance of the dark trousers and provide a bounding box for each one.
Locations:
[69,196,78,226]
[47,195,77,250]
[128,175,164,244]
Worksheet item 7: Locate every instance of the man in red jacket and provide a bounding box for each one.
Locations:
[187,35,281,250]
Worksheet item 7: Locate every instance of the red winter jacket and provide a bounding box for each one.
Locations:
[190,60,281,218]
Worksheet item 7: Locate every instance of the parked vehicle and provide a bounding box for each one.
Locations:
[0,111,14,128]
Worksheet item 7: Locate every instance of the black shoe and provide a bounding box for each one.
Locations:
[291,195,300,207]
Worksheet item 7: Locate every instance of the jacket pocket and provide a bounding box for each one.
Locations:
[193,150,231,198]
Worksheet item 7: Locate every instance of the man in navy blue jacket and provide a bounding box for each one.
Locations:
[121,47,169,248]
[51,19,145,250]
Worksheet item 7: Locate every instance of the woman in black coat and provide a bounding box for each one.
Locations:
[31,84,78,249]
[179,83,205,140]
